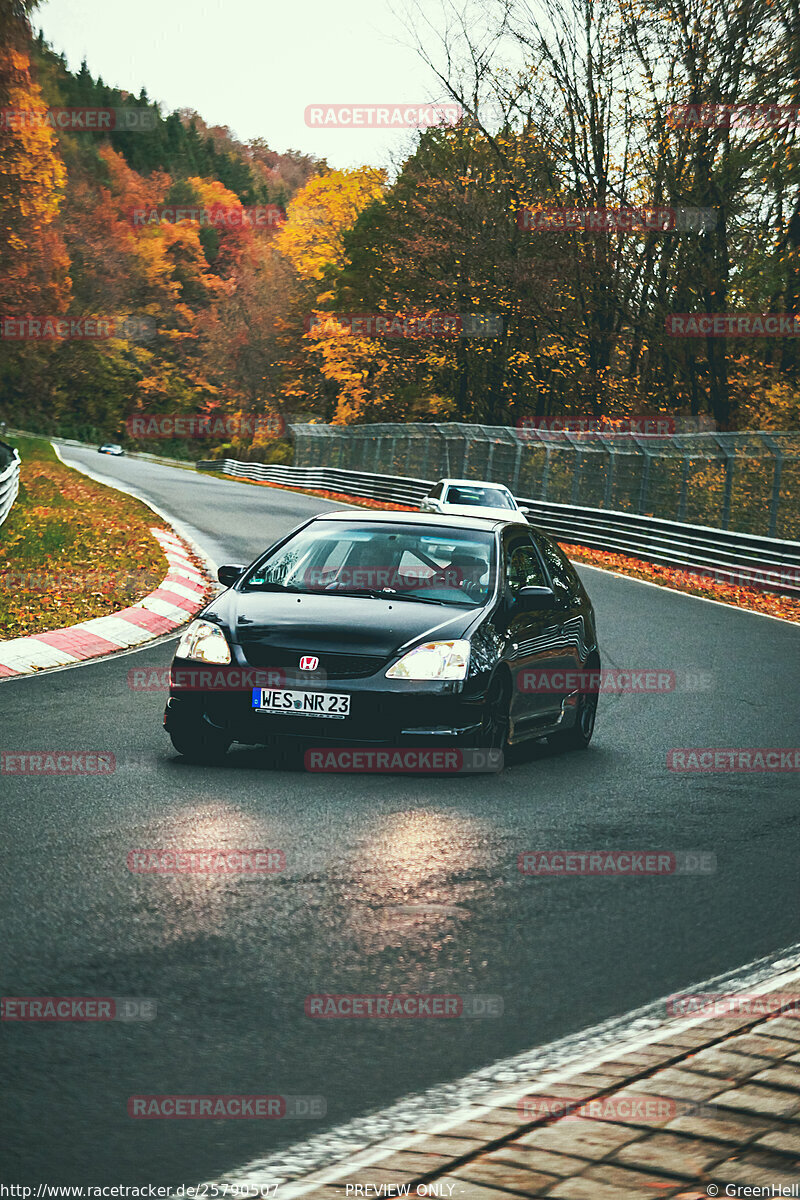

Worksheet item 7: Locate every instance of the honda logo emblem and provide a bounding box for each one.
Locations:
[299,655,319,671]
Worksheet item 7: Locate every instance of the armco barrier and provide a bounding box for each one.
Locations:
[196,460,430,507]
[196,459,800,598]
[0,441,21,528]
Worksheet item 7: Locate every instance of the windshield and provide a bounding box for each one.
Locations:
[243,521,496,607]
[444,485,515,509]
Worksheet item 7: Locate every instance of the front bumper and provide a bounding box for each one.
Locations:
[163,661,488,746]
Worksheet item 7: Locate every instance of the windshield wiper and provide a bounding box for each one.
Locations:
[387,593,474,606]
[324,587,398,599]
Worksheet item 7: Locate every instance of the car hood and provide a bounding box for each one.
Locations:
[439,503,526,522]
[207,589,482,662]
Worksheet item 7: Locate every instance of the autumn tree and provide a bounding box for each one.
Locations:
[0,0,68,312]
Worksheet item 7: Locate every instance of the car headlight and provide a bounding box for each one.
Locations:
[386,639,470,681]
[175,619,231,664]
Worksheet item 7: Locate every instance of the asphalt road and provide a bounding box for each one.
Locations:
[2,448,799,1186]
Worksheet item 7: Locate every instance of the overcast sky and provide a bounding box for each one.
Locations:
[35,0,456,169]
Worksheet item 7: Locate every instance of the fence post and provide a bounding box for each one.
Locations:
[567,433,582,505]
[762,434,784,538]
[461,436,471,477]
[714,437,734,530]
[541,445,552,500]
[419,433,431,479]
[633,437,652,514]
[602,442,615,510]
[677,453,691,522]
[403,434,414,476]
[511,441,523,493]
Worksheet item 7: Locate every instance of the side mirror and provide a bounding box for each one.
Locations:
[515,585,556,611]
[217,564,245,587]
[519,507,534,518]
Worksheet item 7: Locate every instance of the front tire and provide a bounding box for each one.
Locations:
[548,666,598,751]
[472,673,511,751]
[169,724,231,764]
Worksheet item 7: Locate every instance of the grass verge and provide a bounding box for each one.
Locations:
[0,436,170,639]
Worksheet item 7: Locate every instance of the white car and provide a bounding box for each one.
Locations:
[419,479,532,523]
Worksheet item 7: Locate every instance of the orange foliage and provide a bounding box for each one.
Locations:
[0,45,69,311]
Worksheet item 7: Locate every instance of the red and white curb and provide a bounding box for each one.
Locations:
[0,527,211,678]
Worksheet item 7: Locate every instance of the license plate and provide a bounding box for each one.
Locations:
[251,687,351,719]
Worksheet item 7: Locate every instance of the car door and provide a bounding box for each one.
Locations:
[501,528,567,732]
[531,531,589,711]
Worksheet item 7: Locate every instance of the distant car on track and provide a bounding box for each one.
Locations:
[420,478,533,522]
[98,443,124,456]
[163,509,600,766]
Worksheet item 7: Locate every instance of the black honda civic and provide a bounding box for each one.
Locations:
[163,510,600,764]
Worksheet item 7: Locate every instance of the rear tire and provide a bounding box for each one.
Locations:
[169,724,231,764]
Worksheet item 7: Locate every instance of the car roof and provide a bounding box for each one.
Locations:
[316,509,526,531]
[436,479,513,490]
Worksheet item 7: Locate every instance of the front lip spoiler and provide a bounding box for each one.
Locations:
[400,724,482,737]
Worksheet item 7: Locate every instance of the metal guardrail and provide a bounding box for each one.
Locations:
[196,460,430,506]
[0,442,21,529]
[197,459,800,598]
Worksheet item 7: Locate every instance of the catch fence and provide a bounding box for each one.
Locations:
[289,423,800,541]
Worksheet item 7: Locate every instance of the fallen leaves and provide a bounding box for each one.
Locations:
[561,542,800,623]
[0,445,169,639]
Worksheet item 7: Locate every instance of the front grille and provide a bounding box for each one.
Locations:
[239,642,387,680]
